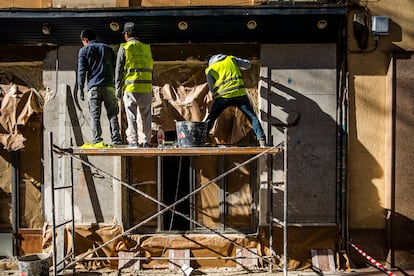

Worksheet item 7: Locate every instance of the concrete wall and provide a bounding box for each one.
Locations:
[43,47,121,225]
[259,44,337,224]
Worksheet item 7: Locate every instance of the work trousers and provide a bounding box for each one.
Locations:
[88,86,122,144]
[206,95,266,140]
[123,92,152,145]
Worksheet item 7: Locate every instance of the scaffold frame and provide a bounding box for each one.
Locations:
[50,131,288,276]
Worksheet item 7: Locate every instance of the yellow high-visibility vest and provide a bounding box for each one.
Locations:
[205,55,246,99]
[121,41,153,93]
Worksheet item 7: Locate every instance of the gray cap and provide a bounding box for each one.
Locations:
[123,22,137,35]
[208,54,227,66]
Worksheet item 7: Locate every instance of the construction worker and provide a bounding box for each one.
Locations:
[115,22,153,148]
[77,28,122,148]
[205,54,266,147]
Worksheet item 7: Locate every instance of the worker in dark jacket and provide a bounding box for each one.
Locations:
[205,54,266,147]
[115,22,153,148]
[77,28,122,148]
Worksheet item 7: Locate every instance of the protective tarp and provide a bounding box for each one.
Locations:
[42,224,128,270]
[41,225,340,270]
[0,68,44,232]
[151,62,256,145]
[0,71,43,151]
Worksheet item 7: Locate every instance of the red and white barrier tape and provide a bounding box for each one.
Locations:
[349,241,395,276]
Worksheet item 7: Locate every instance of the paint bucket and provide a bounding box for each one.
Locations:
[18,253,50,276]
[176,121,207,147]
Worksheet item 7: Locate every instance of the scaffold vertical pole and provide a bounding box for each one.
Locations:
[268,146,274,273]
[283,127,288,276]
[70,138,76,275]
[50,132,57,276]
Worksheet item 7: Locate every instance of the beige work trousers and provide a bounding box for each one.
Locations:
[123,92,152,145]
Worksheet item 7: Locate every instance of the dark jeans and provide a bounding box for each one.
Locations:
[88,86,122,144]
[206,95,265,140]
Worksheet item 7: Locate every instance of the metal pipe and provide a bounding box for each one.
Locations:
[283,127,288,276]
[189,157,196,230]
[389,56,397,268]
[219,156,225,231]
[126,157,132,229]
[157,156,163,232]
[82,256,264,261]
[50,132,57,276]
[268,150,273,273]
[51,47,59,276]
[11,151,19,256]
[342,72,349,255]
[267,66,275,273]
[70,138,76,275]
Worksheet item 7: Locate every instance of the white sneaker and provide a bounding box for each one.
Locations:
[259,138,266,148]
[128,143,138,149]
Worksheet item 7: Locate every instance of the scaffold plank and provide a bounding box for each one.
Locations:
[69,146,282,156]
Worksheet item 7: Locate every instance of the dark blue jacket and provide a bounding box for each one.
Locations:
[77,40,115,92]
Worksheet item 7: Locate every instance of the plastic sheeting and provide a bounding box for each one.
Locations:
[41,225,340,270]
[151,62,256,145]
[0,68,44,232]
[0,71,43,151]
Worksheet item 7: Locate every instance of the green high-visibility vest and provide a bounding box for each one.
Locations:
[121,41,153,93]
[205,55,246,99]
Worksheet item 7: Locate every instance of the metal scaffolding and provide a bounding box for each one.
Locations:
[49,131,287,275]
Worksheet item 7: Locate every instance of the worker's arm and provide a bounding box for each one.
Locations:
[234,56,251,70]
[115,46,125,100]
[77,48,87,101]
[206,71,216,93]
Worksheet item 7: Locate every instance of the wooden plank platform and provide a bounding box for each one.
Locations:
[68,146,282,156]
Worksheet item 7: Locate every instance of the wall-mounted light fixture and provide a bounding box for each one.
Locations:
[41,23,52,35]
[246,20,257,30]
[109,22,120,32]
[353,13,369,49]
[178,21,188,31]
[317,19,328,30]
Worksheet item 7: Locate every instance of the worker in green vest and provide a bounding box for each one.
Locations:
[205,54,266,147]
[115,22,153,148]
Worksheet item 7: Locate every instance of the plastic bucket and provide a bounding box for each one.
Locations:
[176,121,207,147]
[18,253,50,276]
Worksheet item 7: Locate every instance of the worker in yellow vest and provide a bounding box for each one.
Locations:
[115,22,153,148]
[205,54,266,147]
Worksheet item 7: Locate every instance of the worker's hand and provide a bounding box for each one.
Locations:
[78,89,85,101]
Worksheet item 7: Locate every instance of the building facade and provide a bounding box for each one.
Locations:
[0,0,413,272]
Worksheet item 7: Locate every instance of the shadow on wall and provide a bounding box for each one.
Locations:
[257,73,389,268]
[260,76,338,223]
[387,210,414,269]
[66,84,104,223]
